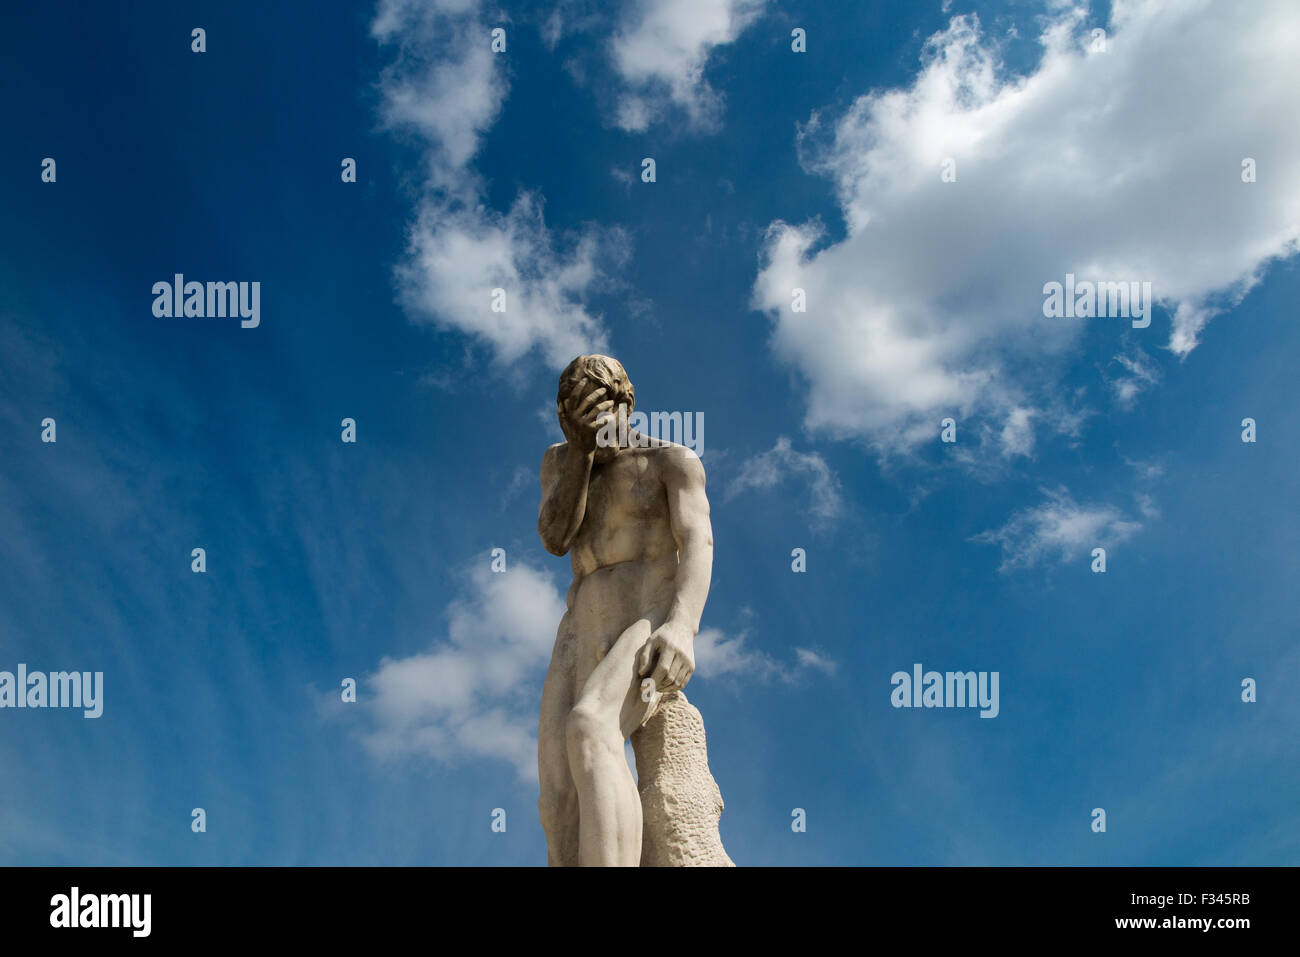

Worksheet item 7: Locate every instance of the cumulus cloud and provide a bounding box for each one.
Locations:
[725,436,844,526]
[374,0,618,367]
[395,194,621,366]
[355,570,832,779]
[358,562,566,781]
[610,0,767,131]
[752,1,1300,456]
[971,486,1144,571]
[372,0,507,192]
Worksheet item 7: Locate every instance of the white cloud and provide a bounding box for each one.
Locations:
[725,436,844,526]
[1109,345,1161,409]
[609,0,767,130]
[1124,457,1164,482]
[372,0,506,191]
[999,406,1036,458]
[358,562,566,781]
[753,1,1300,456]
[374,0,619,367]
[694,624,835,683]
[693,626,775,678]
[794,647,838,676]
[357,569,832,779]
[396,193,621,366]
[971,486,1143,571]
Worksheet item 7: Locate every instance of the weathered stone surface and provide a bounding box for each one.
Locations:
[632,691,734,867]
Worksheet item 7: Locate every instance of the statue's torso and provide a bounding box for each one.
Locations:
[564,445,682,652]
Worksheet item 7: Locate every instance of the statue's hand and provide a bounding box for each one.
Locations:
[558,380,613,454]
[636,622,695,695]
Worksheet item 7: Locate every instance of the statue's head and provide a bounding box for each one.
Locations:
[558,354,635,411]
[558,355,634,462]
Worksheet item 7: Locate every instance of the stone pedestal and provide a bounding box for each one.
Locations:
[631,691,734,867]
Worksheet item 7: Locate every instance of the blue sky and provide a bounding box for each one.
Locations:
[1,0,1297,865]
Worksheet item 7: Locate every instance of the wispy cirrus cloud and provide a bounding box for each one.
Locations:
[1108,344,1162,409]
[971,486,1144,572]
[695,620,836,684]
[725,436,844,527]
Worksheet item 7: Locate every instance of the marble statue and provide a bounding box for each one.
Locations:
[537,355,732,866]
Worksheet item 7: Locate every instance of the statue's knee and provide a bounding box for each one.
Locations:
[565,704,596,748]
[565,703,614,764]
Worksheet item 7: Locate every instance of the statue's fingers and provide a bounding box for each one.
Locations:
[573,386,607,417]
[583,400,614,425]
[667,660,689,691]
[652,652,675,690]
[635,642,655,677]
[562,382,589,414]
[652,654,673,680]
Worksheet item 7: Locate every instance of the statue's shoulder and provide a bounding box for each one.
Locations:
[540,441,568,481]
[646,441,704,481]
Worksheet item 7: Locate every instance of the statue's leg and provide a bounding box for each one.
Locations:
[565,616,656,866]
[538,618,579,866]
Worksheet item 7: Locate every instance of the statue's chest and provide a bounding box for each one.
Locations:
[587,455,660,525]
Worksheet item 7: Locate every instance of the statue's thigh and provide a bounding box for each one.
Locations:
[573,617,655,740]
[538,623,578,782]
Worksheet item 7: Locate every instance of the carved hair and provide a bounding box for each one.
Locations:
[557,354,635,412]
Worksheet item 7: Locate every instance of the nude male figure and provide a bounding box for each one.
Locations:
[537,355,713,867]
